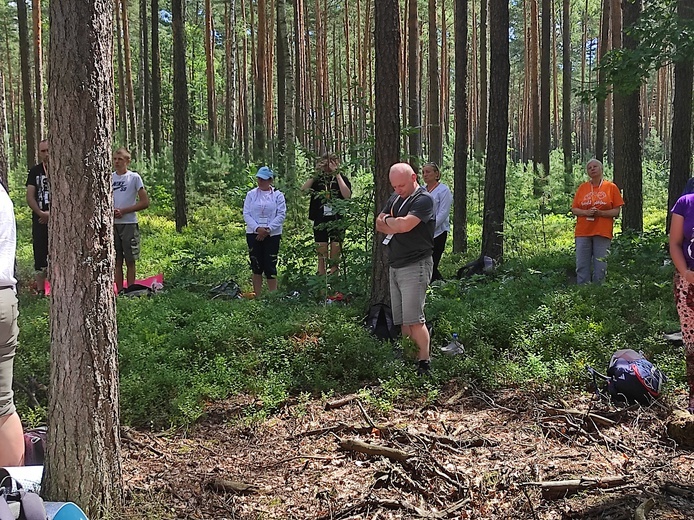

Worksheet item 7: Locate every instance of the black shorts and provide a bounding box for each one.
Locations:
[313,219,346,244]
[246,233,281,278]
[31,220,48,271]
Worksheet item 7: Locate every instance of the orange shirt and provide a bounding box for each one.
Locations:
[572,179,624,239]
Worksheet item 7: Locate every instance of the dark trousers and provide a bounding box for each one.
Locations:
[431,231,447,282]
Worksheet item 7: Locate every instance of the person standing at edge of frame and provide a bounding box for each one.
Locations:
[0,180,26,466]
[301,152,352,276]
[421,162,452,282]
[25,140,50,295]
[243,166,286,296]
[570,159,623,284]
[112,147,150,294]
[375,162,435,376]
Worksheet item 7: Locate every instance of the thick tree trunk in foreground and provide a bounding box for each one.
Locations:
[45,0,122,516]
[482,0,510,261]
[562,0,573,194]
[371,0,400,306]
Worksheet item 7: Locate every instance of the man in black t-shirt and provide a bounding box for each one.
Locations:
[25,140,50,295]
[376,163,435,375]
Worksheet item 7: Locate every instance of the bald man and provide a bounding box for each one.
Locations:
[375,163,435,375]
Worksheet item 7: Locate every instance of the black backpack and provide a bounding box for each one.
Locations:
[456,255,494,279]
[589,349,667,405]
[365,304,400,341]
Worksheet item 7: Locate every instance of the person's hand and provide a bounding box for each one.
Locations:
[256,227,269,241]
[586,208,597,217]
[684,270,694,284]
[114,208,123,219]
[38,211,49,225]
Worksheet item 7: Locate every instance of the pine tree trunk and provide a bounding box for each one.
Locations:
[407,0,421,168]
[241,0,250,161]
[529,0,540,194]
[31,0,43,141]
[140,0,151,159]
[205,0,218,143]
[371,0,400,306]
[562,0,573,193]
[121,0,138,153]
[17,0,36,168]
[476,0,487,156]
[115,0,128,145]
[620,0,642,232]
[225,0,236,144]
[254,0,267,160]
[427,0,442,164]
[151,0,162,154]
[453,0,468,253]
[44,1,122,515]
[540,0,551,183]
[595,0,610,161]
[611,0,624,187]
[277,0,296,179]
[172,0,189,231]
[3,24,18,168]
[482,0,509,261]
[666,0,693,232]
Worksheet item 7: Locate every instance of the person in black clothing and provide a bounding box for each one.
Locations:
[301,152,352,275]
[25,140,50,295]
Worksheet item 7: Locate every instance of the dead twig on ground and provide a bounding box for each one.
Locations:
[337,437,413,463]
[207,478,261,494]
[521,475,631,499]
[324,394,358,410]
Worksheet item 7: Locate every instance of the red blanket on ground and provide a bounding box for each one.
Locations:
[43,273,164,296]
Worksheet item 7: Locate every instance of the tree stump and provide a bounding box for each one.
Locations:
[666,410,694,448]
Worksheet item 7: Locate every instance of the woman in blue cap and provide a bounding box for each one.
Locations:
[243,167,286,296]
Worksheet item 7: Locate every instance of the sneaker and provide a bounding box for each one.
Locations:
[417,359,431,376]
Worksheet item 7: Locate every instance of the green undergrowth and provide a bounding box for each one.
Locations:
[9,148,686,429]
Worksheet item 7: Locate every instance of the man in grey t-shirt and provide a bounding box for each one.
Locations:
[376,163,435,375]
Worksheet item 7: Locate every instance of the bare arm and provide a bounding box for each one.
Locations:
[335,174,351,199]
[26,186,49,223]
[118,187,150,215]
[375,213,422,234]
[595,207,621,218]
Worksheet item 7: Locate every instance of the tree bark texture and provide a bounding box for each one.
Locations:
[482,0,510,261]
[121,0,138,153]
[205,0,218,143]
[621,0,643,232]
[540,0,551,181]
[476,0,488,156]
[254,0,267,161]
[45,0,122,515]
[666,0,694,232]
[371,0,400,306]
[562,0,573,194]
[595,0,610,161]
[140,0,151,159]
[32,0,44,141]
[611,0,624,187]
[453,0,468,253]
[407,0,421,168]
[172,0,189,231]
[17,0,36,169]
[151,0,162,154]
[427,0,442,165]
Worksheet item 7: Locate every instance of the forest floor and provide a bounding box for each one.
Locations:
[120,382,694,519]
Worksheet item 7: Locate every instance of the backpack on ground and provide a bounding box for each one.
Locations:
[456,255,494,279]
[121,283,153,298]
[22,428,47,467]
[209,280,241,300]
[588,349,667,405]
[365,304,400,341]
[0,469,47,520]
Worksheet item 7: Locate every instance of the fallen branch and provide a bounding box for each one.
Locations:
[338,437,412,463]
[121,427,166,457]
[663,483,694,500]
[634,498,655,520]
[542,407,617,428]
[421,432,499,449]
[324,394,358,410]
[521,475,630,499]
[207,478,260,494]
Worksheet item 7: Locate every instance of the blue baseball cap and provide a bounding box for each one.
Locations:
[256,166,274,180]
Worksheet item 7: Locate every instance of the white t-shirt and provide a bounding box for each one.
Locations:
[112,170,145,224]
[0,184,17,288]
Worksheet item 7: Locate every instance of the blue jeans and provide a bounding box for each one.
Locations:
[575,236,611,285]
